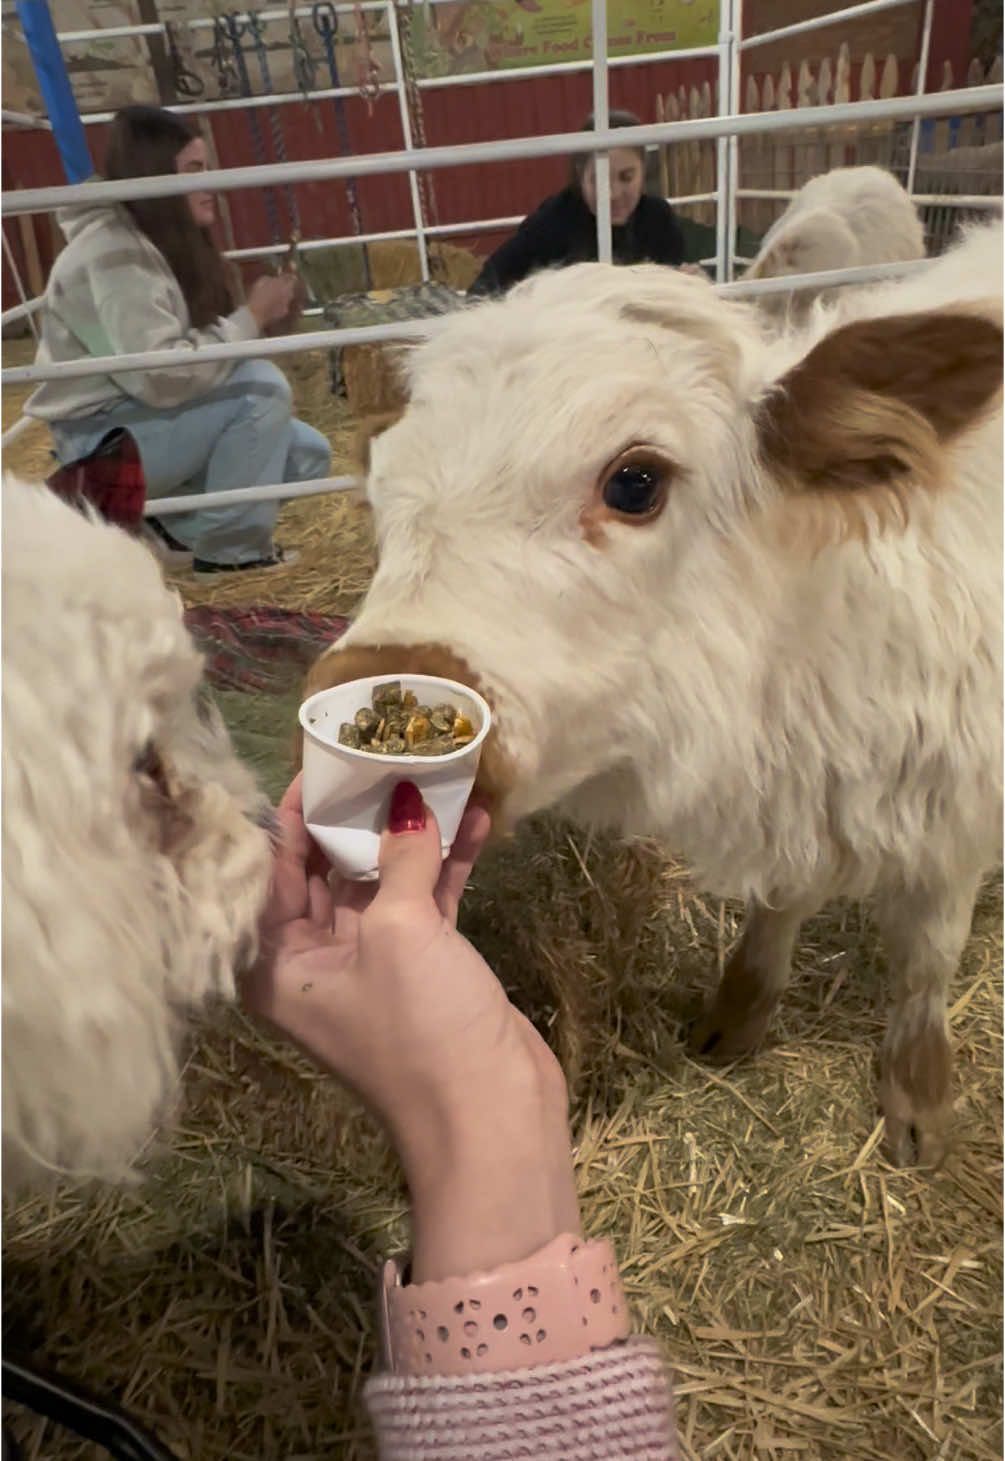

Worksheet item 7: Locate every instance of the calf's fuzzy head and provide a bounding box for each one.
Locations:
[2,479,274,1187]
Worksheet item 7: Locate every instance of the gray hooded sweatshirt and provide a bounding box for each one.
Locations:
[26,188,259,422]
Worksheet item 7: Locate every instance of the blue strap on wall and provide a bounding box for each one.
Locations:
[16,0,93,183]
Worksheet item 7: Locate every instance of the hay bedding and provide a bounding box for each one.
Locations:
[3,327,1003,1461]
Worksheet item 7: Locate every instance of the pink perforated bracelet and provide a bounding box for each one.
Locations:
[377,1232,631,1376]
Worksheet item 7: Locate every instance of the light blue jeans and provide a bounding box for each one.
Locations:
[51,359,331,565]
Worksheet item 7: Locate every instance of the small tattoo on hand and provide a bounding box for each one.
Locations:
[301,982,313,993]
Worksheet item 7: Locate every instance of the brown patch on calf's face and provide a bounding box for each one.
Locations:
[301,641,517,819]
[759,308,1003,544]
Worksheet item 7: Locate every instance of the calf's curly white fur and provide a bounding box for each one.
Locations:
[306,219,1003,1168]
[2,481,274,1189]
[744,165,926,311]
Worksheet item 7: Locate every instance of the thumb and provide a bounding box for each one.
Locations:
[375,780,444,905]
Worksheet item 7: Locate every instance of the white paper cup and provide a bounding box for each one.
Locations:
[299,674,493,881]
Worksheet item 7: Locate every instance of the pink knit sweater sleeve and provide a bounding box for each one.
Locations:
[363,1338,679,1460]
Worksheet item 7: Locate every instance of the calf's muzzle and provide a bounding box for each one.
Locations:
[301,640,515,818]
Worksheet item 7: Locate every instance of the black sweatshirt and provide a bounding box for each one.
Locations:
[467,186,687,298]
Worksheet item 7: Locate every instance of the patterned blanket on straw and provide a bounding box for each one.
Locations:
[184,607,348,695]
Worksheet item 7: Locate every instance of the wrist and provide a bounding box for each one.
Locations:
[398,1056,581,1282]
[409,1149,580,1284]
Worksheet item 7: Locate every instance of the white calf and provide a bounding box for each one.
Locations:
[2,480,274,1188]
[744,165,926,311]
[305,219,1002,1167]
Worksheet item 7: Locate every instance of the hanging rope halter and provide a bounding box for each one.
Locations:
[222,11,283,246]
[395,1,445,281]
[210,14,241,97]
[353,3,382,114]
[288,0,322,131]
[246,8,300,238]
[164,20,204,97]
[312,0,373,289]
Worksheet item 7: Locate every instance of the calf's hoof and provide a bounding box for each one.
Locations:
[687,997,775,1064]
[880,1081,953,1170]
[880,1022,954,1169]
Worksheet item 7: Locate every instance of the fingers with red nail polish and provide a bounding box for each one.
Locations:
[388,780,426,835]
[378,783,441,901]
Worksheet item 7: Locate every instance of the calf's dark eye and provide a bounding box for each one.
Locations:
[602,461,667,516]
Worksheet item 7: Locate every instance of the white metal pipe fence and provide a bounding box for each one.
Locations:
[138,251,936,517]
[724,0,742,281]
[415,45,724,91]
[220,195,726,264]
[2,249,939,429]
[1,415,38,447]
[737,189,1001,207]
[1,229,40,342]
[1,108,52,128]
[2,316,438,387]
[738,0,917,51]
[53,46,732,128]
[150,474,360,513]
[1,294,44,326]
[6,88,1000,217]
[384,0,429,281]
[906,0,936,198]
[590,0,612,265]
[3,0,999,522]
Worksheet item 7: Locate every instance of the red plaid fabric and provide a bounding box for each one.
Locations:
[46,430,147,532]
[183,606,349,694]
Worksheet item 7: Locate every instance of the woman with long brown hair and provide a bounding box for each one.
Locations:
[26,105,330,572]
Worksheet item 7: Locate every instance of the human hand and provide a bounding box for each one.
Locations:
[265,270,308,337]
[678,262,707,278]
[244,777,581,1280]
[247,273,298,330]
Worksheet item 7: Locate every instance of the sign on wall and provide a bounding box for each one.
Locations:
[3,0,716,120]
[409,0,719,78]
[2,0,395,116]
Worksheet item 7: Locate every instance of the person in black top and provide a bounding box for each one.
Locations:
[467,109,688,298]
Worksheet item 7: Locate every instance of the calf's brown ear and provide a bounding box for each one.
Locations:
[758,309,1002,514]
[354,407,408,475]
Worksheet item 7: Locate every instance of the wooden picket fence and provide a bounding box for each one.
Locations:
[656,48,1003,253]
[656,82,717,227]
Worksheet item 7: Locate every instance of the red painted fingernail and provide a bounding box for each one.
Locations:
[388,780,426,835]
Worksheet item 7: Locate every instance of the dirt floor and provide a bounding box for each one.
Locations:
[2,324,1002,1461]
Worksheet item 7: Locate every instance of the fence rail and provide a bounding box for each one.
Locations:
[657,47,1003,248]
[3,5,1002,517]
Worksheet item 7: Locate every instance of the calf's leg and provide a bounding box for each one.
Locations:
[875,871,982,1169]
[689,898,818,1062]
